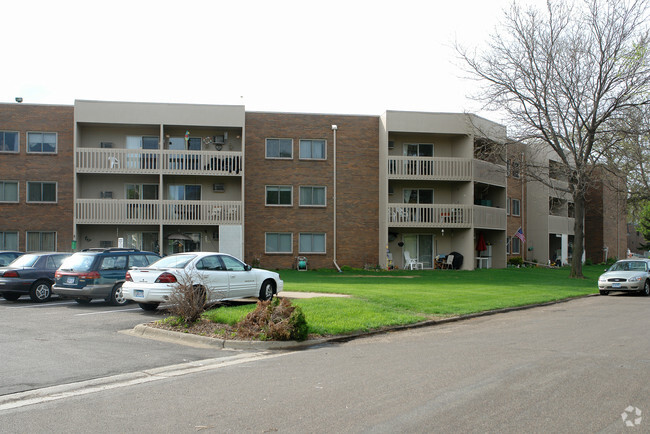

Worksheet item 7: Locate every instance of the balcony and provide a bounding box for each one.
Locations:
[387,204,472,228]
[473,205,506,230]
[548,215,575,235]
[387,157,472,181]
[76,148,243,176]
[472,159,506,187]
[75,200,242,225]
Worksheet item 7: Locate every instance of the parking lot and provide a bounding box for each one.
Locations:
[0,297,241,396]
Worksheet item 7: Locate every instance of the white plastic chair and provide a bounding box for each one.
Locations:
[108,156,120,168]
[404,251,423,270]
[442,254,455,270]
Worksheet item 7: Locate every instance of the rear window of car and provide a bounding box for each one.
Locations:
[129,255,149,268]
[9,254,40,267]
[59,254,96,272]
[150,255,196,269]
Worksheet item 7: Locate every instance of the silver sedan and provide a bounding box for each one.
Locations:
[598,259,650,296]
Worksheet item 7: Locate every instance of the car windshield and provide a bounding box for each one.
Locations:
[9,254,40,267]
[59,254,96,272]
[609,261,647,272]
[149,255,196,269]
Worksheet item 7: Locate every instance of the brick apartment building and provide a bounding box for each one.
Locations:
[0,104,74,252]
[0,100,627,269]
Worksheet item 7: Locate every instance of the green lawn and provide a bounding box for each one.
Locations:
[203,265,602,336]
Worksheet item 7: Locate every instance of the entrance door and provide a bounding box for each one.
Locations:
[403,234,434,269]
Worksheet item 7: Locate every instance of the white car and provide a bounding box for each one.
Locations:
[122,252,283,311]
[598,259,650,296]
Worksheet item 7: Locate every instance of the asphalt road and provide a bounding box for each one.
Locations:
[1,293,649,432]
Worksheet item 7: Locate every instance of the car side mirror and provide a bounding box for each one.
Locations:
[245,264,252,271]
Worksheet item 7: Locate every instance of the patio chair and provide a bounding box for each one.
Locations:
[404,251,423,270]
[442,254,455,269]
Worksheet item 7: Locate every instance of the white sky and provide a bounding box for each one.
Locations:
[3,0,545,122]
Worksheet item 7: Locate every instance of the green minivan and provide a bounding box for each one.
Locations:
[52,248,160,305]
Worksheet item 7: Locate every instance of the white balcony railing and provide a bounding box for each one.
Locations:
[387,157,472,180]
[75,199,242,225]
[387,204,472,228]
[473,205,507,230]
[76,148,243,176]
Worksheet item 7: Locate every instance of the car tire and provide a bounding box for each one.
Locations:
[1,292,21,301]
[138,302,159,311]
[107,283,128,306]
[29,280,52,303]
[599,290,609,296]
[642,280,650,296]
[258,280,275,301]
[75,298,92,304]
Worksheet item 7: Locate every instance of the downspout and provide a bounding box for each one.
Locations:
[332,125,341,272]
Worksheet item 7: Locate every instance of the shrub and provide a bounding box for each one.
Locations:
[508,256,524,266]
[584,258,593,266]
[236,298,308,341]
[167,272,209,324]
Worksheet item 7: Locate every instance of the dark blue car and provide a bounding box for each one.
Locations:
[0,251,23,267]
[0,252,72,302]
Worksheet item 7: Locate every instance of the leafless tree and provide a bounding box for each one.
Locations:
[458,0,650,277]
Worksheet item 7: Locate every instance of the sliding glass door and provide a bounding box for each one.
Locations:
[402,234,434,269]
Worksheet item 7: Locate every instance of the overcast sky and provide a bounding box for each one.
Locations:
[4,0,546,122]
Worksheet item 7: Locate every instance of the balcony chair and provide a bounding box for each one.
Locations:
[107,156,120,168]
[404,251,423,270]
[442,254,455,269]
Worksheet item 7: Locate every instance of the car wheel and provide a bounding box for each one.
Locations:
[107,283,128,306]
[1,292,21,301]
[29,280,52,303]
[75,298,92,304]
[599,290,609,296]
[258,280,275,301]
[138,302,159,311]
[642,280,650,296]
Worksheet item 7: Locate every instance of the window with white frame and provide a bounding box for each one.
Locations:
[266,138,293,159]
[126,184,159,200]
[299,139,326,159]
[26,231,56,251]
[0,131,19,153]
[511,236,521,254]
[0,231,18,250]
[27,132,57,153]
[404,143,434,157]
[299,233,326,253]
[265,233,292,253]
[512,199,521,216]
[0,181,18,202]
[27,182,56,203]
[506,197,511,215]
[506,236,511,254]
[266,185,292,206]
[299,186,326,206]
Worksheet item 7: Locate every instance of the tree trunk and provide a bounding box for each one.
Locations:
[570,194,585,279]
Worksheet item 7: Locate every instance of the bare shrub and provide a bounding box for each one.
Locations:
[236,298,308,341]
[167,271,208,324]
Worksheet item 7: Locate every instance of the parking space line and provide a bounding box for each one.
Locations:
[4,301,78,309]
[74,307,144,316]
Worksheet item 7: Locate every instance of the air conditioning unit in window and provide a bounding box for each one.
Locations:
[100,142,113,148]
[213,133,227,145]
[212,184,225,193]
[100,191,113,199]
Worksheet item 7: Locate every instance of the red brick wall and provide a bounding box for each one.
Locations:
[0,104,74,252]
[244,112,379,269]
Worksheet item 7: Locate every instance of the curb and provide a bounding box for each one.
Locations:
[125,294,598,350]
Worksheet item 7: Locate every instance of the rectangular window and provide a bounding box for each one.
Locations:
[27,182,56,203]
[512,199,521,216]
[265,233,292,253]
[568,202,575,218]
[506,237,511,254]
[0,131,19,153]
[511,237,521,255]
[404,143,434,157]
[27,132,57,153]
[0,232,18,250]
[26,231,56,251]
[266,138,293,159]
[299,186,326,206]
[0,181,18,202]
[126,184,159,200]
[266,185,292,206]
[506,197,510,215]
[168,185,200,201]
[299,233,326,253]
[299,139,326,159]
